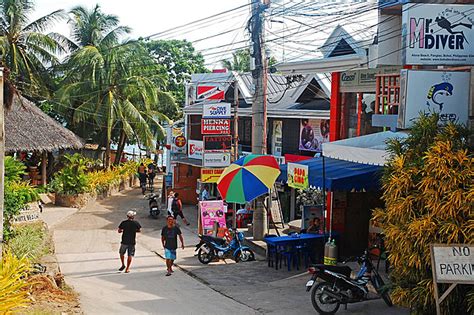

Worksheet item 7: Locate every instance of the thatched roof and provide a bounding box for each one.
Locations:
[5,94,84,153]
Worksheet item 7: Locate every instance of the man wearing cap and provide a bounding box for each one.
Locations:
[118,211,142,273]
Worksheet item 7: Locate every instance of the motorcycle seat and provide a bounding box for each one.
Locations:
[311,264,352,278]
[201,235,226,246]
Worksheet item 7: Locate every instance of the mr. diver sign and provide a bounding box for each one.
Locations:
[402,4,474,65]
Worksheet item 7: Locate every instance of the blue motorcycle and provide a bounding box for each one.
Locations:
[195,229,255,264]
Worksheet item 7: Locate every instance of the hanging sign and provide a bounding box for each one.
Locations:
[201,118,231,135]
[200,168,225,183]
[287,163,309,189]
[398,70,470,129]
[197,86,225,101]
[204,135,232,152]
[188,140,203,160]
[402,4,474,65]
[203,152,231,167]
[202,103,231,118]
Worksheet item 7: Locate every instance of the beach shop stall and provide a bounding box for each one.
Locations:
[278,157,383,258]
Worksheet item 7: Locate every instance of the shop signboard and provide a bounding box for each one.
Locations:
[171,126,185,153]
[200,200,227,232]
[203,152,231,167]
[340,67,401,90]
[402,4,474,65]
[398,70,470,129]
[200,168,225,183]
[271,120,283,156]
[201,118,231,135]
[299,119,330,152]
[287,163,309,190]
[197,86,225,101]
[202,103,231,118]
[188,140,203,160]
[204,135,232,152]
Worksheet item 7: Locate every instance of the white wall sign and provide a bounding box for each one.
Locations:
[398,70,470,129]
[402,4,474,65]
[202,103,231,119]
[431,244,474,284]
[203,152,231,167]
[188,140,203,160]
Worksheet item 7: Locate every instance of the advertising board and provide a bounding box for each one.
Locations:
[402,4,474,65]
[188,140,203,160]
[398,70,470,129]
[203,152,231,167]
[202,103,231,119]
[201,118,231,135]
[200,200,227,232]
[299,119,330,152]
[287,163,309,190]
[204,135,232,152]
[200,168,225,183]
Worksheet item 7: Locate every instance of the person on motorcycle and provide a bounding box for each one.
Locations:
[147,163,156,188]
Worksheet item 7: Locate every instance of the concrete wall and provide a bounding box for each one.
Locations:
[373,13,402,67]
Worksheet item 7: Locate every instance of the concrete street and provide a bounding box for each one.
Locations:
[44,185,408,315]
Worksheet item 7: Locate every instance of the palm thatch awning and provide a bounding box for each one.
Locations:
[5,94,84,153]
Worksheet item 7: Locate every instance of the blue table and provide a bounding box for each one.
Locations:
[264,233,338,271]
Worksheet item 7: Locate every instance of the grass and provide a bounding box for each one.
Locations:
[7,222,52,261]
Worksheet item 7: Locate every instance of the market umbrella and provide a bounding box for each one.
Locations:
[217,154,281,204]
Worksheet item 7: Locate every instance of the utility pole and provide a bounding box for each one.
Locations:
[251,0,269,240]
[0,69,5,259]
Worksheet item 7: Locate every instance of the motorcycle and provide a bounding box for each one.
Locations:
[195,228,255,264]
[145,193,160,218]
[305,249,392,315]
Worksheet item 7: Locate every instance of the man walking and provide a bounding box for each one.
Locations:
[161,216,184,276]
[171,192,190,226]
[118,211,141,273]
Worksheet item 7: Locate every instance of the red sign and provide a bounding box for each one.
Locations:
[201,119,231,135]
[174,135,186,148]
[197,86,225,101]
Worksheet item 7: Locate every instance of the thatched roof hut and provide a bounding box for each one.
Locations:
[5,94,83,153]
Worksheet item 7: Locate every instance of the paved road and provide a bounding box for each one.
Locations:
[51,187,255,315]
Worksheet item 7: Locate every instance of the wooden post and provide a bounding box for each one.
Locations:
[41,151,47,186]
[0,69,4,259]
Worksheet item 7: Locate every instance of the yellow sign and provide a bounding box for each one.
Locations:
[201,168,224,183]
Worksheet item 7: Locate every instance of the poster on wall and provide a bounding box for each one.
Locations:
[301,206,323,230]
[398,70,471,129]
[287,163,309,190]
[299,119,330,152]
[271,120,283,156]
[402,4,474,65]
[200,200,226,232]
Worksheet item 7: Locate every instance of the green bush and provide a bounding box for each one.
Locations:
[50,154,90,195]
[4,156,26,182]
[7,222,51,261]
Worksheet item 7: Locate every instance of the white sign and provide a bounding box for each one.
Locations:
[203,152,231,167]
[431,244,474,284]
[402,4,474,65]
[398,70,470,129]
[188,140,203,160]
[202,103,231,119]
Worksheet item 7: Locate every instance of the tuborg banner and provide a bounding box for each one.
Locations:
[402,4,474,65]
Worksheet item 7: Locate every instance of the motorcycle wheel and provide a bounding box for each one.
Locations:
[197,245,214,264]
[311,282,340,315]
[236,249,255,262]
[373,274,393,307]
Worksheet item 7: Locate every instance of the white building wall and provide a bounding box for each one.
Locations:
[374,13,402,66]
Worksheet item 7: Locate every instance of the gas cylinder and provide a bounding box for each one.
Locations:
[324,239,337,266]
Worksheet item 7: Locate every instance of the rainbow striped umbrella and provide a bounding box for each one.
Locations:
[217,155,281,204]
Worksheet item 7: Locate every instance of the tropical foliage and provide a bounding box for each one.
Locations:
[0,250,31,313]
[0,0,68,100]
[56,5,173,168]
[50,153,89,195]
[7,222,51,261]
[221,48,277,73]
[372,114,473,314]
[86,160,138,194]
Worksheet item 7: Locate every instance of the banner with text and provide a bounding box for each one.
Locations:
[287,163,309,190]
[201,118,231,135]
[200,168,225,183]
[202,103,231,119]
[204,135,232,151]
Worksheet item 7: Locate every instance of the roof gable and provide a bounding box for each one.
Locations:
[321,25,366,59]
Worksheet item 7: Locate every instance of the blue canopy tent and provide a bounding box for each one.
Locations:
[278,157,383,191]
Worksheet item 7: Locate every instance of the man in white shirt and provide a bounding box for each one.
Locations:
[167,190,174,216]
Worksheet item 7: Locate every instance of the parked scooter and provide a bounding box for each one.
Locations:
[305,249,392,314]
[195,229,255,264]
[145,193,160,218]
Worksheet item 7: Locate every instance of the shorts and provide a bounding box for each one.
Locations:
[173,211,184,219]
[164,248,177,260]
[119,244,136,256]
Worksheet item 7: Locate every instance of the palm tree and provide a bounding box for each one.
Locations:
[0,0,67,102]
[221,49,251,72]
[57,5,174,168]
